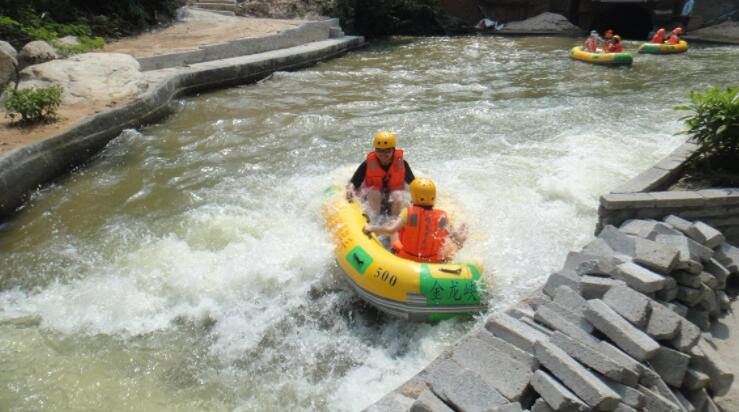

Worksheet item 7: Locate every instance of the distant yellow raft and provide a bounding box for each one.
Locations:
[569,46,633,66]
[322,192,486,321]
[638,40,688,54]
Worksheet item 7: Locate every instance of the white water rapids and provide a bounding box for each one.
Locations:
[1,36,738,411]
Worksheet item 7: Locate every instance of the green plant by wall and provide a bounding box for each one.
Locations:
[4,85,64,125]
[0,14,105,55]
[677,87,739,171]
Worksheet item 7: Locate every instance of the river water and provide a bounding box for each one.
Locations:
[1,36,738,411]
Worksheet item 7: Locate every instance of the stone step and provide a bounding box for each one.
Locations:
[190,6,235,16]
[192,3,235,12]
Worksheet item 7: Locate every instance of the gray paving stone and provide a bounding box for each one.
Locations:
[646,302,682,340]
[550,331,637,385]
[687,308,710,331]
[426,359,510,412]
[520,315,554,337]
[530,370,588,412]
[655,234,703,274]
[486,402,524,412]
[534,305,596,345]
[648,346,690,387]
[597,375,644,409]
[552,286,588,316]
[411,390,454,412]
[704,258,730,286]
[598,341,646,382]
[663,302,689,318]
[486,312,550,354]
[713,241,739,270]
[639,367,687,410]
[664,215,694,234]
[690,339,735,396]
[632,237,679,274]
[676,285,707,307]
[669,319,701,352]
[531,398,554,412]
[672,270,702,288]
[598,225,636,256]
[671,389,696,412]
[637,384,685,412]
[682,368,710,391]
[703,397,720,412]
[603,285,652,328]
[474,329,539,371]
[580,275,626,299]
[717,290,731,311]
[687,221,724,249]
[612,403,637,412]
[452,335,533,401]
[364,391,416,412]
[507,302,536,320]
[561,252,618,277]
[655,285,678,302]
[580,237,616,258]
[613,261,666,293]
[686,237,715,263]
[685,388,708,411]
[699,291,720,317]
[585,299,660,361]
[620,219,680,239]
[543,271,581,299]
[533,340,621,410]
[699,271,720,289]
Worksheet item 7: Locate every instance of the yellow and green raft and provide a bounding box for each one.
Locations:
[569,46,633,66]
[323,192,486,321]
[638,40,688,54]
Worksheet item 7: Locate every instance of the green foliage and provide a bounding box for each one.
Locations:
[0,13,104,54]
[4,85,64,125]
[677,87,739,171]
[319,0,444,37]
[0,0,179,49]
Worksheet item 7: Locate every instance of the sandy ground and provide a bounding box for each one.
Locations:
[104,18,300,57]
[712,294,739,411]
[0,16,300,155]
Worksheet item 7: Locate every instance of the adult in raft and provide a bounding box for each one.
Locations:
[583,30,600,52]
[666,27,684,45]
[650,28,667,44]
[345,131,415,217]
[362,177,468,263]
[606,35,623,53]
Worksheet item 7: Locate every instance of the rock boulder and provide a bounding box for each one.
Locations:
[499,12,581,33]
[18,40,60,69]
[18,53,148,105]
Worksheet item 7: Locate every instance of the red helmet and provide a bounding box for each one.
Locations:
[673,27,683,34]
[605,29,614,38]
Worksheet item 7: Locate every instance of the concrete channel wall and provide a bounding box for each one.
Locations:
[0,26,363,220]
[366,142,737,411]
[598,142,739,244]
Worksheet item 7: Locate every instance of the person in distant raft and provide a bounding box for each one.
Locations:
[583,30,600,52]
[666,27,683,45]
[607,35,623,53]
[346,131,415,217]
[363,177,468,263]
[650,28,667,43]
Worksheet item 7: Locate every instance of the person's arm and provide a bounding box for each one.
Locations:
[346,162,367,200]
[403,161,415,185]
[364,216,404,236]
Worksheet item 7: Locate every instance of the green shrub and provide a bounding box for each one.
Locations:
[4,85,64,125]
[677,87,739,171]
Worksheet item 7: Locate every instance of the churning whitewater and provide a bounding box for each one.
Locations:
[2,36,738,411]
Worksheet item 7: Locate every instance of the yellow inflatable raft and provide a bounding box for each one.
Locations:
[323,192,486,321]
[569,46,633,66]
[638,40,688,54]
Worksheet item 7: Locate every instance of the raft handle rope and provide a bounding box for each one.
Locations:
[439,267,462,275]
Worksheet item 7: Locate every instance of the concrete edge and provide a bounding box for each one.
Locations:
[0,35,365,220]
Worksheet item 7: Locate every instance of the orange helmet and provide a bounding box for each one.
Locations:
[605,29,613,38]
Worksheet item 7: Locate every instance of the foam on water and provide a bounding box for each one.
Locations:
[1,36,738,411]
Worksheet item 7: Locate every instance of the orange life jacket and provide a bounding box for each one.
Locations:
[396,205,449,263]
[650,30,666,44]
[364,149,406,191]
[666,34,680,45]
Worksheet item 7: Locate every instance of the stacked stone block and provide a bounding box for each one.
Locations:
[365,215,736,412]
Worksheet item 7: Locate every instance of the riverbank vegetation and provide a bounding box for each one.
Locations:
[4,85,63,125]
[0,0,181,51]
[673,87,739,188]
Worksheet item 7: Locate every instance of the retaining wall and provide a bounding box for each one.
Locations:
[598,142,739,244]
[137,19,344,71]
[0,34,364,220]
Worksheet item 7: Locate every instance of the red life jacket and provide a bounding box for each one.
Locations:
[666,34,680,45]
[607,43,623,53]
[396,205,449,263]
[650,30,666,44]
[364,149,406,191]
